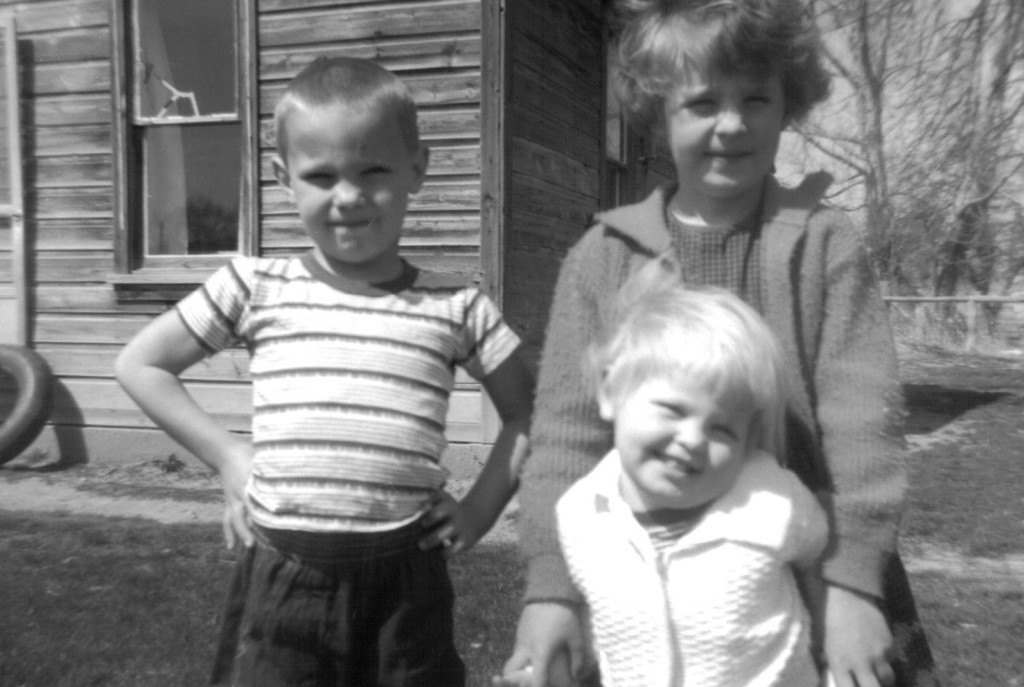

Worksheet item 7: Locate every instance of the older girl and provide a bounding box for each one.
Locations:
[501,1,938,686]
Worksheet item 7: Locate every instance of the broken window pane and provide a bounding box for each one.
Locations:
[134,0,237,119]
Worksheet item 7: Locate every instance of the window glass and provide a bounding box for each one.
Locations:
[129,0,242,262]
[134,0,237,120]
[604,42,628,206]
[143,123,241,255]
[605,64,625,163]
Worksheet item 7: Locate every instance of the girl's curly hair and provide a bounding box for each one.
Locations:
[611,0,831,132]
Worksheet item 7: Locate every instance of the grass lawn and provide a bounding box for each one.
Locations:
[900,393,1024,686]
[1,361,1022,685]
[0,514,230,687]
[0,512,521,687]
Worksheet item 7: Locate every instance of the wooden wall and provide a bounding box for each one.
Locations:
[0,0,496,466]
[256,0,486,277]
[503,0,604,368]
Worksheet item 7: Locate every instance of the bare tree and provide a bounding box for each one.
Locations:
[798,0,913,279]
[928,0,1024,299]
[791,0,1024,303]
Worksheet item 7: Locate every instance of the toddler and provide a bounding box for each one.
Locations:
[560,260,828,686]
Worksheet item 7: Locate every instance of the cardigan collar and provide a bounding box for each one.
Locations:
[584,449,797,557]
[592,172,834,258]
[590,172,834,412]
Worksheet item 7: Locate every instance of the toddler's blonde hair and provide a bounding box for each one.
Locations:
[590,256,788,457]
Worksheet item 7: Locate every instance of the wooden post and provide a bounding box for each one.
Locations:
[0,14,25,345]
[965,298,977,352]
[915,302,927,341]
[884,295,1024,351]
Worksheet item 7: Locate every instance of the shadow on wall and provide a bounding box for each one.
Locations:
[48,377,88,467]
[0,373,86,470]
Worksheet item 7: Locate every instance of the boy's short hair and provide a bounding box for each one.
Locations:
[589,256,787,457]
[612,0,831,131]
[274,56,420,158]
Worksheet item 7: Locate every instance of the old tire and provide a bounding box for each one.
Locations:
[0,344,52,465]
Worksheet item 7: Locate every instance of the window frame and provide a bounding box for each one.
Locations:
[0,12,26,343]
[601,30,650,209]
[109,0,258,285]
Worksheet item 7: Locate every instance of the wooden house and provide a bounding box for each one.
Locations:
[0,0,670,469]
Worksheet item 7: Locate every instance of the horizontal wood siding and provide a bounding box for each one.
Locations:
[504,0,603,368]
[0,0,492,466]
[256,1,484,279]
[0,0,115,324]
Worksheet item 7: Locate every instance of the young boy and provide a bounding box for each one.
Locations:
[116,56,533,687]
[512,260,829,686]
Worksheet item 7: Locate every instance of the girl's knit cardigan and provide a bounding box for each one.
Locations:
[519,175,908,604]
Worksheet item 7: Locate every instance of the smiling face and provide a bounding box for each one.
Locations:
[600,375,754,513]
[273,102,427,283]
[662,67,787,224]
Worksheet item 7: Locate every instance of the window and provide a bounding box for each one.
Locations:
[111,0,256,279]
[602,35,649,209]
[604,62,629,207]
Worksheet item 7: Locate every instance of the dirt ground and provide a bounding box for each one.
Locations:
[0,447,523,543]
[0,342,1021,572]
[0,456,225,525]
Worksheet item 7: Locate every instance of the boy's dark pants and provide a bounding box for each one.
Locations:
[210,529,465,687]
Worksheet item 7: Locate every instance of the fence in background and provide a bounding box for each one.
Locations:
[883,295,1024,352]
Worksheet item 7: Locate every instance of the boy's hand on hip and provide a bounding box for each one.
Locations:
[823,584,896,687]
[418,491,475,556]
[217,442,254,550]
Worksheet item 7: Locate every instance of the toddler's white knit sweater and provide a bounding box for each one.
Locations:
[557,450,828,687]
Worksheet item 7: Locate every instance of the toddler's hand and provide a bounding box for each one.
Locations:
[823,585,895,687]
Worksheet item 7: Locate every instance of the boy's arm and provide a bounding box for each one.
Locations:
[419,350,533,553]
[115,309,254,548]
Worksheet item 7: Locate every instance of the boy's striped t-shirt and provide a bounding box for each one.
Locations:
[175,254,521,534]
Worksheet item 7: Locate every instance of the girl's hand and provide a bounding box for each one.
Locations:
[497,603,590,687]
[418,490,480,556]
[218,442,254,550]
[824,585,896,687]
[493,660,575,687]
